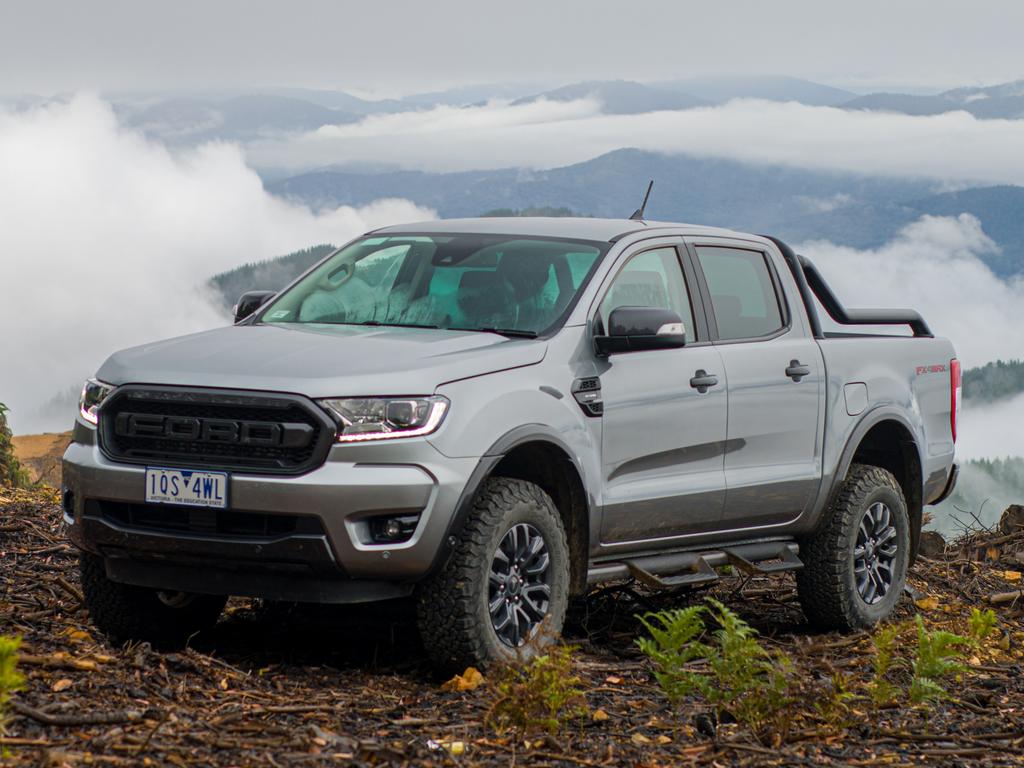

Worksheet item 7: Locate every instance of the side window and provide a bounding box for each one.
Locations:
[600,247,695,335]
[695,247,785,341]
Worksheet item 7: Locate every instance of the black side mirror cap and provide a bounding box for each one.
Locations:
[595,306,687,355]
[233,290,277,323]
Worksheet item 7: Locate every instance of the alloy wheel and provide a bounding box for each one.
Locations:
[487,523,552,647]
[853,501,899,605]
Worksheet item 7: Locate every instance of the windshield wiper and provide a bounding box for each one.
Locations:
[345,320,440,329]
[451,327,539,339]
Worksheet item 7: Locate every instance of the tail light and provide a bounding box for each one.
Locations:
[950,358,961,443]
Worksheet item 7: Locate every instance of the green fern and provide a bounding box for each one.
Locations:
[0,635,25,752]
[909,615,967,705]
[637,599,793,739]
[868,624,901,705]
[967,608,998,650]
[635,605,711,705]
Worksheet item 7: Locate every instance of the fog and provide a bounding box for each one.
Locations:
[0,95,433,434]
[250,98,1024,184]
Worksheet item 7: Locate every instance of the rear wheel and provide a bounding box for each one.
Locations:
[416,477,570,673]
[80,552,227,648]
[797,464,910,631]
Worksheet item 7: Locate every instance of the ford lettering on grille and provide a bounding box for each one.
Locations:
[114,413,314,448]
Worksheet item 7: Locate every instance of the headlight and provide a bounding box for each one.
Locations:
[79,379,115,425]
[317,396,449,442]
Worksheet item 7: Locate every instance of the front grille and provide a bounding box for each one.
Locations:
[86,499,325,539]
[99,386,336,474]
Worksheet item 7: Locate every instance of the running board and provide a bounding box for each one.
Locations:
[587,541,802,589]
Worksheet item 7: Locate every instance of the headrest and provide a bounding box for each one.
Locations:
[458,270,508,317]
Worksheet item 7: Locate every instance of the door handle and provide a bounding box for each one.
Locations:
[786,360,811,382]
[689,370,719,393]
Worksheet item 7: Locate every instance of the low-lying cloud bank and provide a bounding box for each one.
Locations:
[797,213,1024,369]
[0,95,433,434]
[249,97,1024,184]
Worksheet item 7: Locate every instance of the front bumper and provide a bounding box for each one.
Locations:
[62,421,480,600]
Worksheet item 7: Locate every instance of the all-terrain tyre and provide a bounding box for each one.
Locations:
[797,464,910,631]
[416,477,570,673]
[80,552,227,648]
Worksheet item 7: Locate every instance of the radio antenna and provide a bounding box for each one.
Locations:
[629,180,654,220]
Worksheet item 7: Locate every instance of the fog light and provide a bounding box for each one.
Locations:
[369,514,420,543]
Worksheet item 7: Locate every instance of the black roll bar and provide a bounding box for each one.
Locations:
[765,236,933,339]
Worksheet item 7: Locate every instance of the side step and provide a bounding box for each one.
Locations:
[587,541,802,589]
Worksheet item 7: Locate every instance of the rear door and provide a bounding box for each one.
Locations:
[687,239,824,528]
[595,240,728,543]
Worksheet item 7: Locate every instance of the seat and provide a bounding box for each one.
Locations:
[498,254,555,330]
[456,270,514,327]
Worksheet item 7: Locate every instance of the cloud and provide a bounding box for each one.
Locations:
[248,98,1024,184]
[0,95,433,434]
[956,392,1024,461]
[796,214,1024,368]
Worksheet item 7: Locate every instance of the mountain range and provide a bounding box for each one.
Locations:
[844,80,1024,119]
[267,148,1024,278]
[109,76,1024,146]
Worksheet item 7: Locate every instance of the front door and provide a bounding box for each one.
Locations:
[690,243,824,528]
[596,244,728,544]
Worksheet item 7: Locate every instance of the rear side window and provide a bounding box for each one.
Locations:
[695,247,784,340]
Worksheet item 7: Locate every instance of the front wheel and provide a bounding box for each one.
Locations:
[797,464,910,631]
[80,552,227,648]
[416,477,570,673]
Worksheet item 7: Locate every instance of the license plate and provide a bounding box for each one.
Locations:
[145,468,228,508]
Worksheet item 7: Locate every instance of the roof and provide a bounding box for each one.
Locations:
[369,216,755,243]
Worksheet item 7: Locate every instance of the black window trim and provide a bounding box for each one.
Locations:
[685,240,793,345]
[589,239,711,347]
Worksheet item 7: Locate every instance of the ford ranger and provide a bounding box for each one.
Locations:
[62,217,960,671]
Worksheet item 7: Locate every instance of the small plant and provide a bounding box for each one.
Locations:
[0,403,29,488]
[967,608,998,650]
[635,605,710,706]
[0,635,26,751]
[909,615,967,705]
[485,644,589,735]
[814,670,856,728]
[637,599,793,740]
[867,623,901,706]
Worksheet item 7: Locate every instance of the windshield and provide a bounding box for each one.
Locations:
[257,233,606,336]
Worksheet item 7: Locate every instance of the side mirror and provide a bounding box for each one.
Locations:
[233,290,277,323]
[595,306,687,355]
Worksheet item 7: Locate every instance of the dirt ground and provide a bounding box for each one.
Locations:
[10,433,70,488]
[1,485,1023,767]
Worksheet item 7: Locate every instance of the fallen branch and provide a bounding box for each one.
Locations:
[987,589,1024,605]
[11,699,152,726]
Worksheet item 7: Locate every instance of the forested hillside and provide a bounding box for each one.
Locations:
[210,244,335,308]
[963,359,1024,403]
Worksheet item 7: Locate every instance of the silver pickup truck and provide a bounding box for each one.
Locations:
[63,217,959,671]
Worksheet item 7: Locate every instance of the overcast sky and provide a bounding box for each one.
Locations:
[1,0,1022,96]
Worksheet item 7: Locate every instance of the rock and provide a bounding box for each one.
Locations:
[999,505,1024,536]
[918,530,947,558]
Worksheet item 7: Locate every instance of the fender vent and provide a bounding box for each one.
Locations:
[571,377,603,418]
